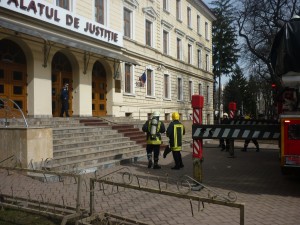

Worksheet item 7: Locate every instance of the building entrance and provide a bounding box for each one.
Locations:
[0,39,27,118]
[92,61,107,117]
[51,52,73,117]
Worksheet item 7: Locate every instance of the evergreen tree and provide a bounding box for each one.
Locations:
[223,65,247,115]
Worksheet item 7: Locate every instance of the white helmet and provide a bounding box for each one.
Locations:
[152,111,160,117]
[223,113,228,117]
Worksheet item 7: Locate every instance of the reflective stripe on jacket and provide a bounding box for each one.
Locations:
[167,121,185,151]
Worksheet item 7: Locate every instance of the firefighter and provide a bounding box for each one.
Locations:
[220,113,230,151]
[142,111,166,169]
[241,115,260,152]
[166,112,185,170]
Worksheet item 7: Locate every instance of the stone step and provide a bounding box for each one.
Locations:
[53,126,112,135]
[53,129,117,139]
[53,137,133,151]
[47,146,146,172]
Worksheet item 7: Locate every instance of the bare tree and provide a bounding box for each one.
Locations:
[237,0,300,85]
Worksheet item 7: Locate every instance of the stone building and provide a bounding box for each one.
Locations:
[0,0,215,123]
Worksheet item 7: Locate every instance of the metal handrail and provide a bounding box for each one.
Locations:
[0,97,28,128]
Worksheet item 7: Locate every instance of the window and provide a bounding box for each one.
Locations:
[176,0,181,20]
[177,77,183,101]
[197,49,202,68]
[205,54,210,71]
[124,63,133,94]
[205,22,209,40]
[146,69,154,96]
[206,85,210,104]
[124,8,132,38]
[163,30,169,55]
[95,0,105,24]
[198,83,202,95]
[189,80,193,101]
[188,44,192,64]
[145,20,152,46]
[163,0,169,11]
[164,74,170,99]
[187,7,191,28]
[197,15,201,34]
[56,0,69,10]
[177,38,182,60]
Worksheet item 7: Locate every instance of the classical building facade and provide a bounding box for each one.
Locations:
[0,0,215,123]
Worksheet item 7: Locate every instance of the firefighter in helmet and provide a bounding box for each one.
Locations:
[166,112,185,170]
[142,111,166,169]
[220,112,230,151]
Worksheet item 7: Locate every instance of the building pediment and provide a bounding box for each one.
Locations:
[175,28,185,37]
[161,20,174,32]
[186,35,195,43]
[123,0,139,9]
[143,7,158,21]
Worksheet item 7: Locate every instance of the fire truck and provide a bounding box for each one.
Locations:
[192,16,300,175]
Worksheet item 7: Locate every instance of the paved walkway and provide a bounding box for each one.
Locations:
[1,140,300,225]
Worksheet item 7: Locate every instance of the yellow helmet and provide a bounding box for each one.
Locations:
[172,112,180,120]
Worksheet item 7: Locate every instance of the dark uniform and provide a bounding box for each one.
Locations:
[166,119,185,170]
[142,113,165,169]
[60,83,69,117]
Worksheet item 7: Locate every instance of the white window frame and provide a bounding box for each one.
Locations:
[145,19,153,47]
[124,63,135,95]
[163,0,169,12]
[205,21,209,40]
[123,7,133,38]
[176,0,182,21]
[198,83,202,95]
[177,76,183,101]
[197,49,202,69]
[205,53,210,72]
[187,6,192,28]
[163,30,169,55]
[56,0,73,11]
[161,20,173,56]
[189,80,194,101]
[206,85,210,105]
[93,0,108,25]
[197,14,201,35]
[177,38,182,60]
[188,43,193,64]
[146,65,155,97]
[163,73,171,100]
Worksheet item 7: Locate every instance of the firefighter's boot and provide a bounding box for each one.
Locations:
[153,160,161,169]
[255,144,260,152]
[147,154,153,168]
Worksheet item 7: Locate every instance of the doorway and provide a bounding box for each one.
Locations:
[52,52,73,117]
[92,61,107,117]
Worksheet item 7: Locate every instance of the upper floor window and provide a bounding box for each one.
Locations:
[125,63,133,94]
[145,20,153,47]
[197,15,201,34]
[176,0,181,21]
[187,7,191,28]
[206,85,210,104]
[95,0,105,25]
[163,30,169,55]
[164,74,170,99]
[124,8,132,38]
[146,69,154,96]
[163,0,169,11]
[188,44,192,64]
[177,77,183,101]
[205,22,209,40]
[189,80,193,101]
[205,54,210,71]
[56,0,69,10]
[197,49,202,69]
[198,83,202,95]
[177,38,182,60]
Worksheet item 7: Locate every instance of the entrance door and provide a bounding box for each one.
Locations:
[0,39,27,118]
[52,52,73,117]
[92,61,107,117]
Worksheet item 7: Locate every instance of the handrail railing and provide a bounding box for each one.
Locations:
[0,97,28,128]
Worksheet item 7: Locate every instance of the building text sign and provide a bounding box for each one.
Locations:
[0,0,123,47]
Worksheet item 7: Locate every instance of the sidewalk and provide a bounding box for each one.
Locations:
[1,140,299,225]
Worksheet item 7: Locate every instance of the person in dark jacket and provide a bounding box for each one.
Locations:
[142,111,166,169]
[166,112,185,170]
[60,83,70,117]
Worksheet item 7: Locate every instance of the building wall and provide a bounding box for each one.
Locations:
[0,0,215,123]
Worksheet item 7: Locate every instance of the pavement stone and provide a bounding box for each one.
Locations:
[0,140,299,225]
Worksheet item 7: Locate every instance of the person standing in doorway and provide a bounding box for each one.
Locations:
[166,112,185,170]
[142,111,166,169]
[60,83,70,117]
